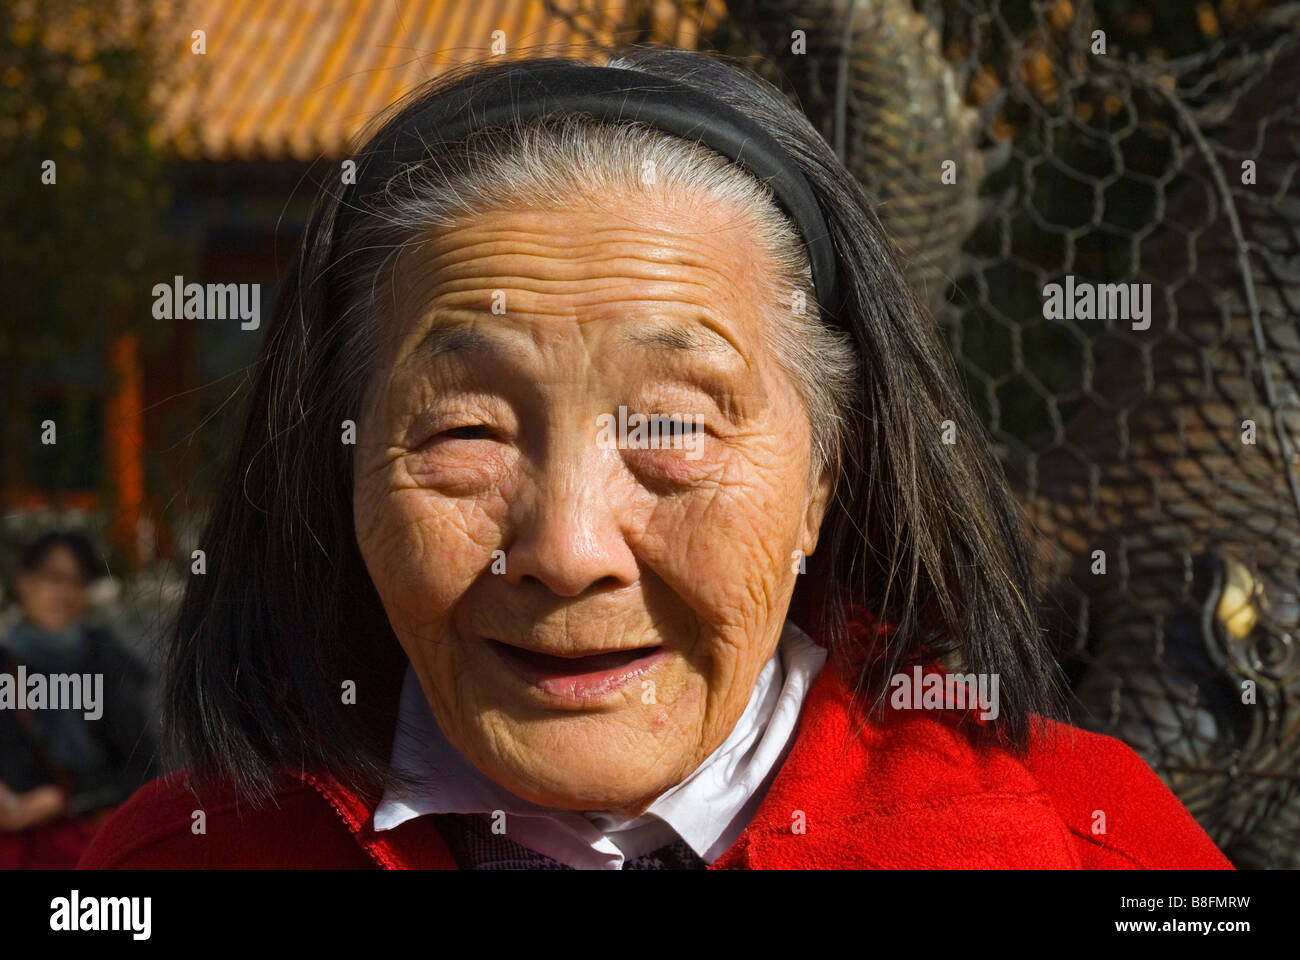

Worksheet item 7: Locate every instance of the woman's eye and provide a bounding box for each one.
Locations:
[440,424,495,440]
[648,416,704,436]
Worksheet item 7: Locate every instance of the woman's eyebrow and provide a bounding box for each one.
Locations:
[411,319,527,364]
[623,320,744,361]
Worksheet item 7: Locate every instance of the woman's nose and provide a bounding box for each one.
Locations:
[500,443,639,597]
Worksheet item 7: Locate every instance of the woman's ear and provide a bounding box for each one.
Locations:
[798,466,834,559]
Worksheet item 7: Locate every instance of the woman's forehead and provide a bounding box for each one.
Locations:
[379,200,777,358]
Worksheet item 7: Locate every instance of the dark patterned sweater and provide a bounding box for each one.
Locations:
[432,811,708,870]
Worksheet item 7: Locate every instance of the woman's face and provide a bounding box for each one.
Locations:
[353,189,831,815]
[17,545,89,634]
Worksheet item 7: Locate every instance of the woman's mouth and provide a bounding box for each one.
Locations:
[487,638,670,703]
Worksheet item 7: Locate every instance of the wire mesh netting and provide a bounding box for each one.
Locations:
[546,0,1300,867]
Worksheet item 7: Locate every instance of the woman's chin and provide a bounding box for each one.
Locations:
[458,712,701,815]
[478,761,676,816]
[420,640,712,812]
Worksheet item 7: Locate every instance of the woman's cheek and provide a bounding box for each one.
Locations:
[371,512,477,638]
[365,472,511,623]
[653,453,794,595]
[627,456,746,596]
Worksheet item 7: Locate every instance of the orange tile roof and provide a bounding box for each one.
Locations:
[154,0,725,161]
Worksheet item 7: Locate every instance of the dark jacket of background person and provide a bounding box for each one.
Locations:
[0,621,157,868]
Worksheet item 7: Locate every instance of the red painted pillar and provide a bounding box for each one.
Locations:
[107,331,145,568]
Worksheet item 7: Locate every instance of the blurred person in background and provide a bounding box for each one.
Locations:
[0,531,156,868]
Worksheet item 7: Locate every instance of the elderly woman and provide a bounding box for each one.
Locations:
[80,48,1229,869]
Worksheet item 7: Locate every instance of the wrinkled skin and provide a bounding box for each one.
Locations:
[353,189,831,816]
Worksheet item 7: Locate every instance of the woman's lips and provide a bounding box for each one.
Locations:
[487,638,670,702]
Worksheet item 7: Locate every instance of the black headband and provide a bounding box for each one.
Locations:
[335,62,840,319]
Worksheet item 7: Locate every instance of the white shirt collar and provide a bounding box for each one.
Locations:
[373,619,828,869]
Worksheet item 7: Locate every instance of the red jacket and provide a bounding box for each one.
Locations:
[78,640,1232,870]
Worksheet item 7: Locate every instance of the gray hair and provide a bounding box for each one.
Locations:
[343,110,859,485]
